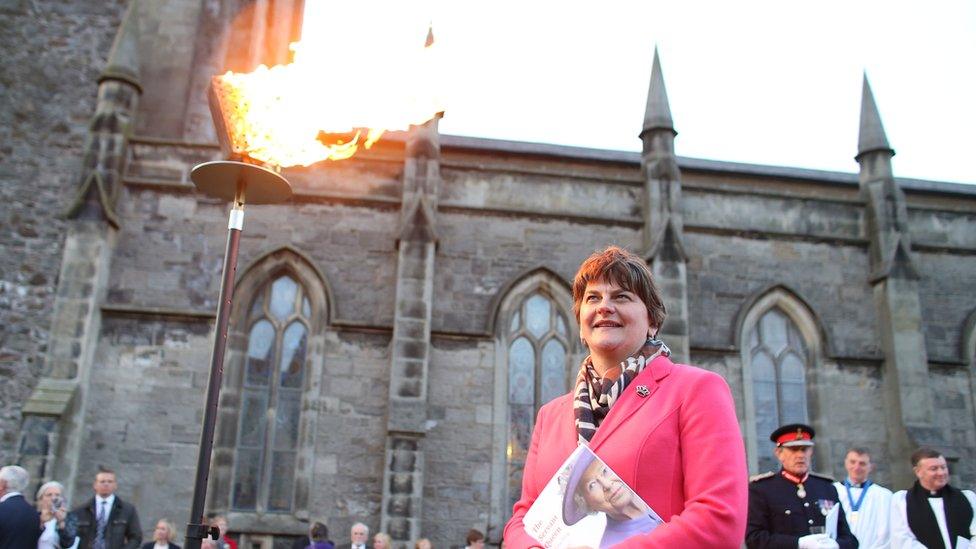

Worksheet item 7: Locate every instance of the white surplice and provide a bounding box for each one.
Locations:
[833,480,893,549]
[890,489,976,549]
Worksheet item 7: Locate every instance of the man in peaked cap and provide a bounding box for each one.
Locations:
[745,424,859,549]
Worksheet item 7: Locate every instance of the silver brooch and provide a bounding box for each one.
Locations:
[635,385,650,397]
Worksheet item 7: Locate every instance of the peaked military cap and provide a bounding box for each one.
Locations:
[770,423,815,447]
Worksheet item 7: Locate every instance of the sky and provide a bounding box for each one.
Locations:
[302,1,976,185]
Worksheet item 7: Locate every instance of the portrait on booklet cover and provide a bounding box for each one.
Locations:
[523,445,662,548]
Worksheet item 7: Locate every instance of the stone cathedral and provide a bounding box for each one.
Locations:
[2,1,976,548]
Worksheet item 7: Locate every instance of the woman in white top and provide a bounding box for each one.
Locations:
[35,481,77,549]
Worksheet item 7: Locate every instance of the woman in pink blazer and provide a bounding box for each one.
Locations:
[503,246,748,548]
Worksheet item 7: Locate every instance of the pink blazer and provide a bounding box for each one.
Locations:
[503,355,748,548]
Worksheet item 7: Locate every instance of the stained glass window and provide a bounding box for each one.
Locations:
[750,308,809,473]
[506,292,571,513]
[232,274,309,512]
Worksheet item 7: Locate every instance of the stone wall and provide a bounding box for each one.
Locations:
[915,251,976,364]
[0,0,126,464]
[422,337,496,542]
[73,315,212,522]
[687,231,879,359]
[929,366,976,486]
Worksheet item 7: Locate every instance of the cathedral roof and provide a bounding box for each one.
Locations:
[431,134,976,196]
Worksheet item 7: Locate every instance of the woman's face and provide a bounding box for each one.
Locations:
[373,535,388,549]
[154,522,171,543]
[577,459,632,518]
[40,486,62,510]
[579,279,651,367]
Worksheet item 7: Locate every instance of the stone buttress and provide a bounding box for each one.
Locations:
[17,0,143,497]
[380,116,442,546]
[640,49,690,361]
[856,75,936,486]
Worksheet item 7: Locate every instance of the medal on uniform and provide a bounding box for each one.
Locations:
[781,470,809,499]
[850,511,859,525]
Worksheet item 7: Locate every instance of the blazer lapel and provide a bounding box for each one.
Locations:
[589,355,674,451]
[108,497,120,522]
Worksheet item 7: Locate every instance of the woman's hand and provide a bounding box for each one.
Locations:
[54,507,67,526]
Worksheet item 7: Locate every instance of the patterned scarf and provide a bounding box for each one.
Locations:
[573,338,670,443]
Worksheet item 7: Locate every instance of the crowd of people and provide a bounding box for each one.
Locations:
[2,246,973,549]
[499,246,975,548]
[745,424,975,548]
[0,464,484,549]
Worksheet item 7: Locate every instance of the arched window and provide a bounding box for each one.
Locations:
[232,274,311,512]
[210,248,330,536]
[738,287,823,474]
[749,308,809,473]
[487,269,577,540]
[506,292,572,511]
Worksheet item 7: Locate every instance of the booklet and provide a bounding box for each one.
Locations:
[523,445,663,548]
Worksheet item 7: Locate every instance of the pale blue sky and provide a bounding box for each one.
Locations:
[304,1,976,184]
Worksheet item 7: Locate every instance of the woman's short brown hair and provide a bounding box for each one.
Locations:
[465,529,484,544]
[572,246,666,332]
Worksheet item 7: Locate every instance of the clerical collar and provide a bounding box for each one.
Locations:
[781,470,809,485]
[926,486,947,498]
[844,478,869,489]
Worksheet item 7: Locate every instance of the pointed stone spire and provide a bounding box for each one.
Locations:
[641,47,675,137]
[99,0,142,91]
[857,73,893,159]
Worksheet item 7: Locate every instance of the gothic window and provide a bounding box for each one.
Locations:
[506,292,571,513]
[232,274,310,512]
[748,307,809,474]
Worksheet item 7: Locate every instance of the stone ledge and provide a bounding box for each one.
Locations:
[101,303,216,321]
[21,378,78,416]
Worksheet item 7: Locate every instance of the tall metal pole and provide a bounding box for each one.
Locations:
[183,181,245,549]
[181,159,290,549]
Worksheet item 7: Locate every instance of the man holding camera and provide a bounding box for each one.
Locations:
[73,468,141,549]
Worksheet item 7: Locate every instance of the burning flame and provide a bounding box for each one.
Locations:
[212,9,442,168]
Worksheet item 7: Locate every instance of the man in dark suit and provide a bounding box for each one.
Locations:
[334,523,368,549]
[0,465,41,549]
[72,468,141,549]
[746,424,859,549]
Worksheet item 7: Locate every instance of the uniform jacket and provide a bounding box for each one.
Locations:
[72,497,141,549]
[503,356,748,548]
[0,494,41,549]
[746,472,858,549]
